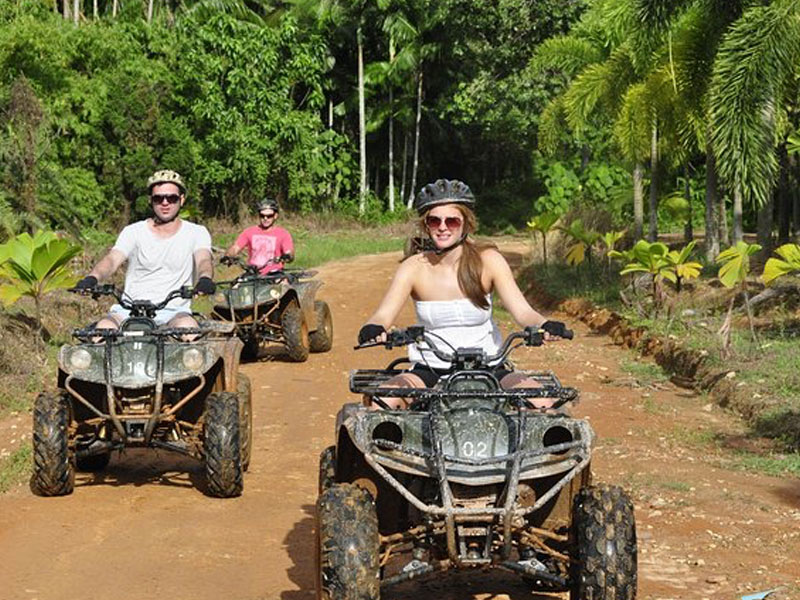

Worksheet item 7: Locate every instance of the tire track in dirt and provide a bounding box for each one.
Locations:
[0,247,798,600]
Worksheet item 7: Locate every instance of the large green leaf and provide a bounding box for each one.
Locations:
[716,241,762,288]
[762,243,800,284]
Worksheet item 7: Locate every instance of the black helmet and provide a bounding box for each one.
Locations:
[255,198,279,213]
[415,179,475,214]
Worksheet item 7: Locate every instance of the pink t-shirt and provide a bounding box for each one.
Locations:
[235,225,294,273]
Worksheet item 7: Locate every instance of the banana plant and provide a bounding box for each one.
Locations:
[0,230,81,349]
[613,240,673,316]
[526,212,560,266]
[663,241,703,293]
[716,241,762,355]
[558,218,600,267]
[600,229,626,270]
[762,243,800,285]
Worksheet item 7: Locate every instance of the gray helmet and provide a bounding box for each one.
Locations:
[415,179,475,214]
[147,169,186,194]
[255,198,279,213]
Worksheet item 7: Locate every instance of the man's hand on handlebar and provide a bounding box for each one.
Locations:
[194,277,216,295]
[74,275,98,291]
[220,255,236,266]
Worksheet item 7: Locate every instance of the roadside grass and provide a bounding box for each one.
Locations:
[620,358,669,386]
[0,445,30,493]
[729,450,800,477]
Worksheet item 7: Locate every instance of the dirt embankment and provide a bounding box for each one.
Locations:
[0,247,797,600]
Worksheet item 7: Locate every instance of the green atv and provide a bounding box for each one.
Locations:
[211,255,333,362]
[33,284,251,498]
[316,326,637,599]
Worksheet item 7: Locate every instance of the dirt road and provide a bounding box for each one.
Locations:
[0,248,798,600]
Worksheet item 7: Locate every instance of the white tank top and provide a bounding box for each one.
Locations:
[408,296,503,369]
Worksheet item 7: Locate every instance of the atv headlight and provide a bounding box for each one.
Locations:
[70,348,92,370]
[182,347,204,370]
[269,288,281,299]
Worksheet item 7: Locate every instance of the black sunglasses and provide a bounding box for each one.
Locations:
[259,212,277,219]
[151,194,181,205]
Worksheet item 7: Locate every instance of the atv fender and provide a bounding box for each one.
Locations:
[291,280,323,331]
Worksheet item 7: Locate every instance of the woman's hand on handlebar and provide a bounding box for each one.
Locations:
[540,320,573,341]
[357,323,387,346]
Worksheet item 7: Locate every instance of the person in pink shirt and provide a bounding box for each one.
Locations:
[222,198,294,273]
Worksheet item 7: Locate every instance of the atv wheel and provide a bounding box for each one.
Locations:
[316,483,380,600]
[282,300,310,362]
[76,452,111,472]
[237,374,254,471]
[31,392,75,496]
[570,484,637,600]
[309,300,333,353]
[318,445,336,494]
[203,392,243,498]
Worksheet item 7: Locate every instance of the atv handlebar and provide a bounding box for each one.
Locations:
[355,325,573,369]
[68,284,197,318]
[219,253,292,274]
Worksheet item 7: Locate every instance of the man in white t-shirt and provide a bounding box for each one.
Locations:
[75,170,216,329]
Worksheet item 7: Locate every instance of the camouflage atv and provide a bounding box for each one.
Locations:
[316,326,637,599]
[32,285,251,499]
[211,256,333,362]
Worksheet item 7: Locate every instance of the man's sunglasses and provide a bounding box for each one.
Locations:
[259,212,277,219]
[151,194,181,205]
[425,215,463,230]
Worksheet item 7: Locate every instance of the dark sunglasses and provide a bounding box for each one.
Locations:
[151,194,181,205]
[259,212,277,219]
[425,215,463,230]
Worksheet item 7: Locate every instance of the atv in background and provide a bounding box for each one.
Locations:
[32,285,251,498]
[316,326,637,599]
[212,255,333,362]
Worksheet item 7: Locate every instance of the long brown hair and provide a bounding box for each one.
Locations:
[408,204,497,309]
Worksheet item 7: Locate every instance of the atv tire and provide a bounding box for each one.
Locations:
[282,299,310,362]
[76,452,111,472]
[317,483,380,600]
[318,445,336,494]
[309,300,333,353]
[237,374,254,471]
[31,392,75,496]
[203,392,243,498]
[570,484,637,600]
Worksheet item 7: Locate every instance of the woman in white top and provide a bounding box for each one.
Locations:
[358,179,570,408]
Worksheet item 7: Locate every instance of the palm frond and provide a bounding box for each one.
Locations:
[709,0,800,208]
[538,97,568,156]
[527,36,604,77]
[613,83,652,162]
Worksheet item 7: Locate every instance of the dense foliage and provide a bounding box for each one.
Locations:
[0,0,798,247]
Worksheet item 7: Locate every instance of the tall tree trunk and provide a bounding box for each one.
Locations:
[792,152,800,241]
[648,121,658,241]
[683,163,693,243]
[387,36,395,213]
[400,130,409,205]
[73,0,79,24]
[357,25,367,214]
[112,0,118,17]
[718,192,729,246]
[756,196,774,255]
[633,162,644,240]
[777,144,791,243]
[705,142,720,261]
[93,0,97,19]
[406,70,423,209]
[147,0,154,24]
[327,97,333,128]
[62,0,70,20]
[732,182,743,243]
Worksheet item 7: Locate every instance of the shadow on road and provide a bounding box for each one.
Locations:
[68,448,205,494]
[281,503,316,600]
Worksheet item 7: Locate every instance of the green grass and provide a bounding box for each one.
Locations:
[620,358,669,385]
[0,445,31,493]
[521,261,623,308]
[730,450,800,477]
[658,480,692,492]
[291,229,404,268]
